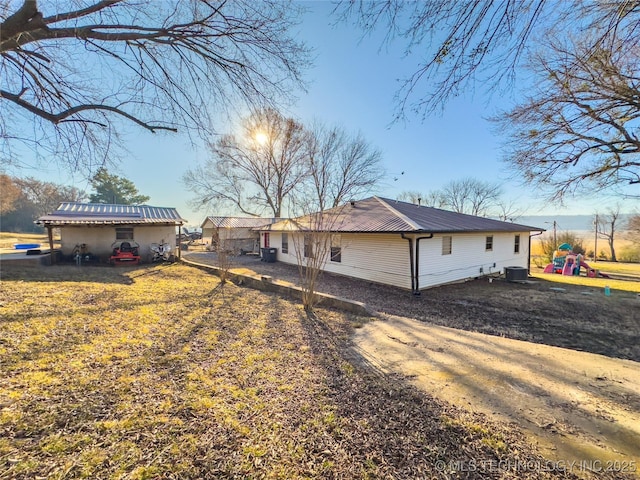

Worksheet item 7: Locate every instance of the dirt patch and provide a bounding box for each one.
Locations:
[185,252,640,362]
[353,315,640,475]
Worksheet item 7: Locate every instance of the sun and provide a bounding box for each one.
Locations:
[255,132,269,145]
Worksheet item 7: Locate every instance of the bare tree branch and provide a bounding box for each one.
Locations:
[0,88,176,132]
[305,121,384,211]
[337,1,640,118]
[1,0,309,173]
[495,36,640,200]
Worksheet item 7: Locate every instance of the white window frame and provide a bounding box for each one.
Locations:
[485,235,493,252]
[330,234,342,263]
[442,236,452,255]
[303,234,313,258]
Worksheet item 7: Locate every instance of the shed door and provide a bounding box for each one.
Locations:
[263,232,270,248]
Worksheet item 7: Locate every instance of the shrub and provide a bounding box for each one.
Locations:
[618,245,640,263]
[537,231,585,262]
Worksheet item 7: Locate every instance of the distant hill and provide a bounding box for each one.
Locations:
[515,214,633,232]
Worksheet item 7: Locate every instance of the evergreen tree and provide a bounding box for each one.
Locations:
[89,169,150,205]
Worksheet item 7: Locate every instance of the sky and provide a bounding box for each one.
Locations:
[10,1,639,228]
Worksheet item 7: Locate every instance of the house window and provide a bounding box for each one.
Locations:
[263,232,270,248]
[485,235,493,251]
[514,234,521,254]
[281,233,288,254]
[330,234,341,263]
[304,234,313,258]
[442,236,452,255]
[116,227,134,240]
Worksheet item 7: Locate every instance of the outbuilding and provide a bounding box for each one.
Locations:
[36,202,185,263]
[201,216,276,254]
[259,196,544,294]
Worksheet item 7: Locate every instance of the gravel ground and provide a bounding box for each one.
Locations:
[183,250,640,362]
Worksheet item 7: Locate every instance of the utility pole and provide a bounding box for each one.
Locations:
[594,214,598,262]
[545,220,558,253]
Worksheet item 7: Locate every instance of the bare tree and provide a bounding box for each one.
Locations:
[596,205,623,261]
[0,175,86,231]
[496,38,640,200]
[289,205,346,312]
[629,213,640,238]
[397,190,446,207]
[183,108,309,217]
[337,1,640,117]
[304,122,384,211]
[495,199,525,222]
[1,1,309,173]
[184,112,386,217]
[440,178,502,216]
[14,176,85,217]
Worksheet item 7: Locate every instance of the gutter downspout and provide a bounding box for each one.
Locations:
[529,231,544,273]
[400,233,415,294]
[414,234,434,295]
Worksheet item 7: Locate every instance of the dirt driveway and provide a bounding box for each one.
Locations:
[353,315,640,473]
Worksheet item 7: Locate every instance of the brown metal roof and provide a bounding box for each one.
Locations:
[36,203,185,226]
[201,216,277,229]
[263,197,544,233]
[379,197,544,233]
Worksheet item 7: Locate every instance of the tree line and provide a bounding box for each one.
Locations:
[0,170,149,232]
[396,178,522,220]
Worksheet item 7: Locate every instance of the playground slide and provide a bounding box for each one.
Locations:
[580,261,610,278]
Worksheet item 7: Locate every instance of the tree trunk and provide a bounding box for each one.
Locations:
[609,237,617,262]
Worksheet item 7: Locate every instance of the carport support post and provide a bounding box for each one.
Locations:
[46,226,55,264]
[177,225,182,260]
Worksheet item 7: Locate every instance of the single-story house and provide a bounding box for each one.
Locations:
[201,216,277,253]
[259,196,544,293]
[36,202,185,263]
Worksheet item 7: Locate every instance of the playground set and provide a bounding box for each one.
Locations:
[543,243,609,278]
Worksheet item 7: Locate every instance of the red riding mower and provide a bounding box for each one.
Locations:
[109,241,141,265]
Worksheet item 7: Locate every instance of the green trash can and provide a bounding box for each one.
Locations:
[262,247,277,263]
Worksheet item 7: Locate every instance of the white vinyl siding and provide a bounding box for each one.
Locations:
[267,231,529,292]
[273,232,412,290]
[418,232,530,289]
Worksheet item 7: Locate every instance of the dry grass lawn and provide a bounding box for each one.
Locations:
[0,233,60,249]
[0,262,609,479]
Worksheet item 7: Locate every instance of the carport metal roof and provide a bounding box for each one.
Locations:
[36,203,186,226]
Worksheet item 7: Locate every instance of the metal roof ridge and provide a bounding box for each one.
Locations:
[373,196,423,231]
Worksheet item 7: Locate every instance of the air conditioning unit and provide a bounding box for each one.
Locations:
[504,266,528,282]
